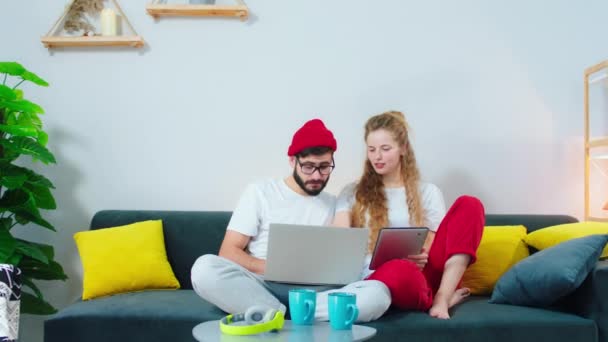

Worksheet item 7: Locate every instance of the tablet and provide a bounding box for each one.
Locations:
[369,227,429,270]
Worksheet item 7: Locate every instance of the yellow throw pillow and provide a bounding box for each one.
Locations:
[74,220,180,300]
[525,221,608,259]
[462,226,529,295]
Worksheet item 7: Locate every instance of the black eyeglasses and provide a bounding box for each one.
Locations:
[296,158,335,175]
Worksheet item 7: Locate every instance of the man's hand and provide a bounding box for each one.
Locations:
[407,247,429,270]
[219,230,266,274]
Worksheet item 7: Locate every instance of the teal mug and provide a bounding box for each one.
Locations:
[289,289,316,325]
[328,292,358,330]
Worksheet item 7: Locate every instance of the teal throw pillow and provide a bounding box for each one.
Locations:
[490,234,608,307]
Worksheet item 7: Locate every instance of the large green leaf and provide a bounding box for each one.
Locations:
[14,112,43,130]
[0,149,19,163]
[0,137,56,164]
[21,71,49,87]
[0,228,17,263]
[0,99,44,115]
[15,239,49,264]
[0,163,55,189]
[15,211,54,231]
[0,189,55,230]
[19,257,67,280]
[14,214,30,226]
[20,291,57,315]
[38,131,48,146]
[0,187,31,207]
[0,85,16,100]
[27,241,55,260]
[24,184,56,210]
[0,124,38,138]
[0,173,28,189]
[5,110,17,125]
[0,62,25,77]
[24,169,55,189]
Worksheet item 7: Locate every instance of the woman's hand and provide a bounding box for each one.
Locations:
[407,247,429,270]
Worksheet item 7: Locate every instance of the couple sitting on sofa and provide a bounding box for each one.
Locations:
[190,111,485,323]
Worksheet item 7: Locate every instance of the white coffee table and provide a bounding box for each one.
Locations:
[192,320,377,342]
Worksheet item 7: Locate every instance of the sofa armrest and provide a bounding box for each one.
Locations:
[558,259,608,342]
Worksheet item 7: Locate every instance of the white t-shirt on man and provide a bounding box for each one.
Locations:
[227,178,336,260]
[335,181,447,278]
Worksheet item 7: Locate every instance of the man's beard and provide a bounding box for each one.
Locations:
[293,168,328,196]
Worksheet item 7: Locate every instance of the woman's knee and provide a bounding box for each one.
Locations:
[453,195,484,214]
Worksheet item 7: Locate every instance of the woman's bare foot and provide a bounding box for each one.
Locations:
[429,288,471,319]
[429,292,450,319]
[449,288,470,308]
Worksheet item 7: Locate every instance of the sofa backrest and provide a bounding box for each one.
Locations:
[485,214,578,232]
[90,211,578,290]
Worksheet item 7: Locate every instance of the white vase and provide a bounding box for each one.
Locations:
[0,265,20,342]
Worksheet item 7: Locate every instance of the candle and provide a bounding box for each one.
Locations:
[100,8,117,36]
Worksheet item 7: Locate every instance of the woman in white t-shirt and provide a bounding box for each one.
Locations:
[333,111,485,319]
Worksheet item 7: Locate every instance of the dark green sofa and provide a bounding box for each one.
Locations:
[44,211,607,342]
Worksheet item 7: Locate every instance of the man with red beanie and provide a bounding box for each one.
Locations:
[191,119,391,323]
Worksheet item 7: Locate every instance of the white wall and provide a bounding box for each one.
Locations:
[3,0,608,341]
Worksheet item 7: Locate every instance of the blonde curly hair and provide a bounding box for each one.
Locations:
[351,111,425,253]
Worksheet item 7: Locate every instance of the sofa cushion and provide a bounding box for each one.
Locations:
[74,220,180,300]
[490,234,608,307]
[44,290,226,342]
[525,221,608,258]
[462,225,529,295]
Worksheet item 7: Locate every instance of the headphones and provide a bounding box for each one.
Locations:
[219,306,285,336]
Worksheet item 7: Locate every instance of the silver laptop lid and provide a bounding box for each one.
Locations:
[264,224,369,285]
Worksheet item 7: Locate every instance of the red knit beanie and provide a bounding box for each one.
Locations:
[287,119,337,156]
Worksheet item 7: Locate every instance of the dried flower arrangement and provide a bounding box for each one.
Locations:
[64,0,105,34]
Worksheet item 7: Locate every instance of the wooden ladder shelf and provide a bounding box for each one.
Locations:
[584,59,608,222]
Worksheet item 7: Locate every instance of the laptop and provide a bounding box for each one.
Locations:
[264,223,369,285]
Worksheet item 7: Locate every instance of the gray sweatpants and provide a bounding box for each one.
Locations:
[191,254,391,322]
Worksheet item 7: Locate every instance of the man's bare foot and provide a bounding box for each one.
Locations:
[429,288,471,319]
[449,288,471,308]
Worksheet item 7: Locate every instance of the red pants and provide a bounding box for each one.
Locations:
[367,195,485,311]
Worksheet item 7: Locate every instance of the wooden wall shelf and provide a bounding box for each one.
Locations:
[41,36,145,48]
[41,0,144,49]
[146,1,248,20]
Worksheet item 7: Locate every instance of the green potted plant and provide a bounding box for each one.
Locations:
[0,62,67,314]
